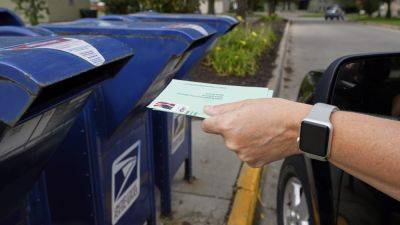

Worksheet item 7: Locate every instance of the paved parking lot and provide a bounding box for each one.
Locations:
[256,13,400,225]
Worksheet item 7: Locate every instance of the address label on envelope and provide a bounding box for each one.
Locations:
[147,79,273,119]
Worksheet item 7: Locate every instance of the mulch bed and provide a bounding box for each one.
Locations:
[184,19,286,87]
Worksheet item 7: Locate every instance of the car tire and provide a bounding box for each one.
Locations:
[277,155,316,225]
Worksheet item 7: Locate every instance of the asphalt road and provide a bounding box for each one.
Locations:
[257,14,400,225]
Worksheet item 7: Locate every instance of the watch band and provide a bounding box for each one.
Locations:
[306,103,339,123]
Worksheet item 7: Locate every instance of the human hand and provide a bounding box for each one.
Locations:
[201,98,311,167]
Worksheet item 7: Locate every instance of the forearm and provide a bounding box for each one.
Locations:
[290,103,400,200]
[202,98,400,199]
[328,111,400,200]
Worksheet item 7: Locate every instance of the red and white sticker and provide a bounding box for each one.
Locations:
[7,38,105,67]
[151,101,188,114]
[164,23,208,36]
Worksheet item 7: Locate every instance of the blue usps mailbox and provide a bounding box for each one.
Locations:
[0,8,24,26]
[0,26,55,36]
[40,19,216,222]
[99,13,238,216]
[0,36,133,225]
[101,12,239,78]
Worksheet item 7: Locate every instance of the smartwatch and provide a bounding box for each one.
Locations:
[298,103,339,161]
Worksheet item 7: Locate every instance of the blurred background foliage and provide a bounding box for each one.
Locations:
[11,0,49,25]
[207,22,277,77]
[103,0,201,14]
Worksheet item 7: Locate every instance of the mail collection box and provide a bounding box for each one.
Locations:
[0,8,55,37]
[99,13,238,216]
[39,19,216,224]
[0,8,24,26]
[0,36,133,225]
[0,26,56,37]
[101,12,239,78]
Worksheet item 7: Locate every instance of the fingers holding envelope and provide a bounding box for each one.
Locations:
[201,98,309,167]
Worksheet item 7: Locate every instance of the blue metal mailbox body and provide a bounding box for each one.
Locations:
[0,8,24,26]
[99,14,238,216]
[0,26,56,37]
[39,19,215,223]
[0,35,133,225]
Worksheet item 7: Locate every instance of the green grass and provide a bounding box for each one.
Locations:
[348,14,400,26]
[299,12,324,18]
[207,24,277,77]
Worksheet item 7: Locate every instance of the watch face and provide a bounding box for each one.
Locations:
[299,120,330,157]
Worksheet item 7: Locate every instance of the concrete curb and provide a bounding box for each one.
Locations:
[267,21,291,96]
[227,21,292,225]
[227,164,261,225]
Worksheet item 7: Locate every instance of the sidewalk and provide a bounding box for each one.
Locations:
[158,119,242,225]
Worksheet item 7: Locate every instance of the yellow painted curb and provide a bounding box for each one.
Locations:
[227,164,262,225]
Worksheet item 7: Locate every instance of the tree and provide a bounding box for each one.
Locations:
[208,0,215,14]
[104,0,140,14]
[336,0,359,13]
[283,0,293,10]
[237,0,247,20]
[11,0,48,25]
[104,0,200,14]
[248,0,264,11]
[359,0,380,16]
[384,0,393,18]
[267,0,278,16]
[139,0,200,13]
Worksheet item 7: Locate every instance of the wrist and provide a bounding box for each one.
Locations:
[284,101,312,155]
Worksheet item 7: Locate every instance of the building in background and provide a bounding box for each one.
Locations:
[0,0,90,24]
[200,0,231,14]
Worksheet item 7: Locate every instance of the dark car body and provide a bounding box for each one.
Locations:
[286,54,400,225]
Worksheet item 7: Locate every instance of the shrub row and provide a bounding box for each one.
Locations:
[207,22,277,77]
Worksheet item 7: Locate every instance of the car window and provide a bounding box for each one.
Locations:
[332,58,400,119]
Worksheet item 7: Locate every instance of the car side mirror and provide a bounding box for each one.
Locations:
[314,53,400,118]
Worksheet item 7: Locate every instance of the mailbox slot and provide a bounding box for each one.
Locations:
[22,57,131,121]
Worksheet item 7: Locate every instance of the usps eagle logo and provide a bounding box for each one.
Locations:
[111,140,141,225]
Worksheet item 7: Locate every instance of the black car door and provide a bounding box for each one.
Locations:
[329,59,400,225]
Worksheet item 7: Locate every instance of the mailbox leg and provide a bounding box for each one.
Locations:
[147,114,159,224]
[148,158,157,225]
[160,174,172,217]
[184,118,193,182]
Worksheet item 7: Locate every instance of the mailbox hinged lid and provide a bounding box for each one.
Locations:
[41,19,217,45]
[120,12,239,35]
[0,36,133,126]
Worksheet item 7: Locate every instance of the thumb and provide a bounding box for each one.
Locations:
[204,101,246,116]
